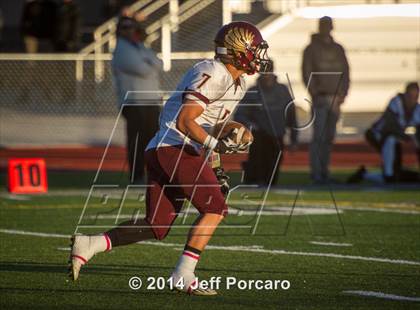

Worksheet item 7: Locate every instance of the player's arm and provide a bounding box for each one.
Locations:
[176,99,210,145]
[176,100,237,153]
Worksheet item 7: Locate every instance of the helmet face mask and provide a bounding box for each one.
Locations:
[214,21,270,75]
[248,41,271,74]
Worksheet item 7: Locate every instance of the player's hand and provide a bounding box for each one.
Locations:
[213,167,230,197]
[235,140,252,153]
[214,132,238,154]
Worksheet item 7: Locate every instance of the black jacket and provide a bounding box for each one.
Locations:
[21,0,57,39]
[235,75,298,143]
[53,1,80,51]
[302,34,350,98]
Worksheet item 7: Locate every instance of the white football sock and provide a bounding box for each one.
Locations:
[174,249,200,274]
[90,234,111,254]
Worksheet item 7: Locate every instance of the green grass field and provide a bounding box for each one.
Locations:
[1,171,420,309]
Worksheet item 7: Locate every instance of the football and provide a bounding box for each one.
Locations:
[210,121,254,146]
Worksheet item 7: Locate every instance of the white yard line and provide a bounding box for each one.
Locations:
[57,247,71,251]
[0,229,70,238]
[343,290,420,302]
[1,228,419,266]
[339,206,420,215]
[310,241,352,247]
[83,206,342,219]
[81,204,420,219]
[2,191,418,214]
[202,246,420,266]
[228,200,420,214]
[0,194,31,201]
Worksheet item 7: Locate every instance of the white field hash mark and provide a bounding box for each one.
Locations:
[310,241,352,247]
[343,290,420,302]
[1,229,420,266]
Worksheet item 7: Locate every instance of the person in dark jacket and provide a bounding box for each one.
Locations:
[21,0,56,53]
[0,9,3,45]
[112,17,162,183]
[302,16,350,184]
[236,68,298,185]
[53,0,80,52]
[348,82,420,184]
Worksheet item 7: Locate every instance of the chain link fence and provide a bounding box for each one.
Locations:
[0,57,198,146]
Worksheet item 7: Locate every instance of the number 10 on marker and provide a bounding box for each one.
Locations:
[8,158,48,194]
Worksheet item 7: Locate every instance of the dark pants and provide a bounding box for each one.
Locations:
[122,105,159,182]
[310,95,340,181]
[372,135,420,183]
[243,130,284,185]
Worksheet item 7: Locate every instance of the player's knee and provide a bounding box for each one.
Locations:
[209,205,228,220]
[151,226,170,240]
[216,212,226,223]
[204,201,228,218]
[148,220,173,240]
[208,212,225,220]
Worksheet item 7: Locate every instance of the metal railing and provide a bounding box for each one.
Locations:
[47,0,418,83]
[79,0,156,56]
[77,0,168,83]
[145,0,211,43]
[77,0,216,83]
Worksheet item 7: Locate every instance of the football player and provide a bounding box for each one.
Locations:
[69,21,270,295]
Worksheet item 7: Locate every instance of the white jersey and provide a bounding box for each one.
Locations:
[147,59,247,151]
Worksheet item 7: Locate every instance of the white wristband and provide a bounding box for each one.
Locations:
[203,135,218,150]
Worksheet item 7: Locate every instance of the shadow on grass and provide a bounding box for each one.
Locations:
[0,286,168,297]
[0,261,169,276]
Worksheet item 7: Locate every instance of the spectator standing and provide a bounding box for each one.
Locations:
[236,68,298,185]
[104,0,132,20]
[21,0,56,53]
[116,7,147,35]
[302,16,350,184]
[53,0,80,52]
[112,17,162,183]
[0,8,3,46]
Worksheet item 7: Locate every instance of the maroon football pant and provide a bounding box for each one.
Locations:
[144,145,227,240]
